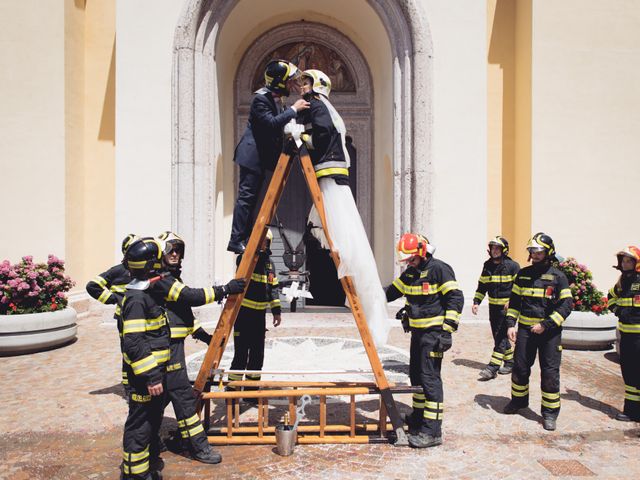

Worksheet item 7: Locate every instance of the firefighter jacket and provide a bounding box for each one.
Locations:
[608,271,640,334]
[119,288,170,386]
[385,257,464,333]
[298,93,349,185]
[86,263,130,305]
[506,262,573,330]
[473,257,520,307]
[237,252,281,314]
[151,272,221,343]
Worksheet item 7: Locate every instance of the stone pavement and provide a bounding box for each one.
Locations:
[1,302,639,479]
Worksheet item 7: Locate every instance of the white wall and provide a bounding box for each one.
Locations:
[115,0,186,260]
[531,0,640,291]
[423,0,488,296]
[0,0,66,262]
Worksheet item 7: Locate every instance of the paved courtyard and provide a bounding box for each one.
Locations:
[1,302,638,479]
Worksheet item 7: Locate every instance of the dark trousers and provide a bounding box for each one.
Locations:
[510,326,562,418]
[620,332,640,420]
[122,373,166,479]
[409,329,444,437]
[487,304,513,371]
[165,341,210,455]
[229,307,267,385]
[230,166,264,244]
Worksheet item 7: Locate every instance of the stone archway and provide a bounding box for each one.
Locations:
[172,0,432,285]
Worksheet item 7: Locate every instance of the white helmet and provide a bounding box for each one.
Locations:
[303,69,332,97]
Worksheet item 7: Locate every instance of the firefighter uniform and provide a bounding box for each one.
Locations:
[385,256,464,439]
[608,269,640,421]
[506,263,573,419]
[228,252,281,386]
[298,91,350,185]
[119,288,170,479]
[150,274,220,455]
[86,264,132,390]
[473,257,520,373]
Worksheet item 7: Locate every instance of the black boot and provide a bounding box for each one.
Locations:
[478,367,498,381]
[615,412,633,422]
[498,363,513,375]
[192,447,222,465]
[503,400,526,415]
[408,432,443,448]
[542,417,557,431]
[403,412,422,435]
[226,241,246,254]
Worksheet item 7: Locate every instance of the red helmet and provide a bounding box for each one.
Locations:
[616,246,640,272]
[396,233,435,263]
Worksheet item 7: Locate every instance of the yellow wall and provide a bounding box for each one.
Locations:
[1,1,66,263]
[530,0,640,289]
[487,0,532,266]
[64,0,116,291]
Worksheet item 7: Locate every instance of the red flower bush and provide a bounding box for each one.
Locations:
[0,255,75,315]
[557,257,609,315]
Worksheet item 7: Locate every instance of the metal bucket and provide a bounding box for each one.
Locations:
[275,424,297,456]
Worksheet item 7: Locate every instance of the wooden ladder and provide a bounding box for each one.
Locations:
[193,141,408,446]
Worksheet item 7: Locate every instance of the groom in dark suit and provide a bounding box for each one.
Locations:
[228,59,310,254]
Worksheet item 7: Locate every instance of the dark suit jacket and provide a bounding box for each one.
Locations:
[234,89,297,173]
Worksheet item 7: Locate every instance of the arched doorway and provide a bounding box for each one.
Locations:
[171,0,432,287]
[234,23,373,306]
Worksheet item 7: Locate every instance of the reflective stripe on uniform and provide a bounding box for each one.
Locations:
[518,314,545,326]
[511,382,529,397]
[488,297,509,306]
[92,275,108,287]
[409,316,444,329]
[479,275,515,283]
[541,391,561,409]
[251,273,269,283]
[474,292,486,302]
[549,311,565,326]
[241,298,270,310]
[618,322,640,333]
[316,167,349,179]
[559,288,572,299]
[439,281,459,295]
[166,281,186,302]
[98,289,112,304]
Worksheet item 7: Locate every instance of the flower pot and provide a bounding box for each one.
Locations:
[0,307,77,355]
[561,310,617,350]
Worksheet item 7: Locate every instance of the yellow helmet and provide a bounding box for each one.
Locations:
[302,69,332,97]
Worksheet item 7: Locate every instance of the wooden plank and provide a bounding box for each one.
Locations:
[319,395,326,437]
[226,380,387,388]
[226,400,232,438]
[257,398,263,437]
[209,423,393,434]
[298,147,407,444]
[208,435,375,445]
[194,147,295,394]
[350,395,356,437]
[234,399,240,428]
[378,397,387,438]
[203,386,371,399]
[289,396,296,426]
[263,398,269,428]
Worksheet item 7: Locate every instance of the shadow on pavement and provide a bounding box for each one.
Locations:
[604,352,620,365]
[89,383,127,400]
[474,394,543,423]
[452,358,486,371]
[561,388,619,418]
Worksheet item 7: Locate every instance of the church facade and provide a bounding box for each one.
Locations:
[3,0,639,300]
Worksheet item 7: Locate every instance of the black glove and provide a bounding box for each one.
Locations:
[435,332,452,353]
[395,307,411,333]
[223,278,246,295]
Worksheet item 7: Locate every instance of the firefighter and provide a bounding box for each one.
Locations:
[228,60,310,254]
[228,229,281,397]
[119,237,170,479]
[607,246,640,422]
[472,236,520,380]
[298,69,350,185]
[152,231,245,464]
[385,233,464,448]
[502,233,573,431]
[86,233,138,391]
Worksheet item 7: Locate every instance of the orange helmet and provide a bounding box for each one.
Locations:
[616,246,640,272]
[396,233,435,263]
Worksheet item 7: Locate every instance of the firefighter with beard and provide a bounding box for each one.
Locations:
[86,233,138,392]
[385,233,464,448]
[227,228,281,398]
[472,236,520,380]
[153,231,245,464]
[608,246,640,423]
[502,233,573,431]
